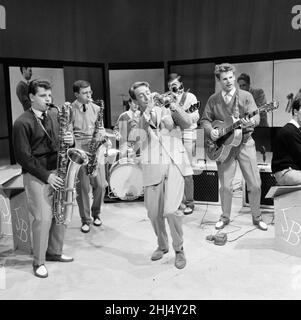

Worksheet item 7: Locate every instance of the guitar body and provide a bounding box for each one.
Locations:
[205,117,242,162]
[204,100,279,163]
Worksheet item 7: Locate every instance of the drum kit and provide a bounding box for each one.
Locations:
[105,146,144,201]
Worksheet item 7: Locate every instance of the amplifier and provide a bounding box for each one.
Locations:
[193,164,220,205]
[243,164,277,208]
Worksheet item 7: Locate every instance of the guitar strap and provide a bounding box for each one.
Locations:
[232,90,240,119]
[179,89,190,107]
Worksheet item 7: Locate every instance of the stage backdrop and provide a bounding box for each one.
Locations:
[9,67,65,123]
[0,0,300,63]
[273,58,301,127]
[109,69,165,127]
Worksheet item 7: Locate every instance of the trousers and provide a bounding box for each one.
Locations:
[23,173,66,266]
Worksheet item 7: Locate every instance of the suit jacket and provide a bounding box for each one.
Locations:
[138,106,193,187]
[16,81,31,111]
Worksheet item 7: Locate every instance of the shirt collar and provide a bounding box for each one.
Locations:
[31,107,46,119]
[289,119,300,129]
[222,87,236,99]
[74,99,89,111]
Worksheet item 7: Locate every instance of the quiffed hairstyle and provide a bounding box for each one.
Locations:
[73,80,91,93]
[214,63,236,80]
[28,79,52,95]
[237,73,251,85]
[129,81,150,99]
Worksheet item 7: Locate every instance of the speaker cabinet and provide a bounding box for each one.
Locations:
[243,165,277,208]
[193,165,220,204]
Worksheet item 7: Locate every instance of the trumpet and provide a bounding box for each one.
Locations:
[152,92,177,108]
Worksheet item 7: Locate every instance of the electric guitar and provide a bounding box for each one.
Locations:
[205,101,279,163]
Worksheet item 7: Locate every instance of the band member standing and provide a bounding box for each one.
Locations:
[16,66,33,111]
[272,96,301,185]
[166,73,199,215]
[201,63,268,231]
[113,97,141,159]
[13,79,74,278]
[237,73,269,127]
[130,81,193,269]
[70,80,108,233]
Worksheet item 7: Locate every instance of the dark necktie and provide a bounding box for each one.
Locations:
[41,111,47,126]
[82,104,86,112]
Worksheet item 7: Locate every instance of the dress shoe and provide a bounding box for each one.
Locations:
[151,248,169,261]
[175,250,186,269]
[81,223,90,233]
[183,207,193,215]
[253,219,268,231]
[33,264,48,278]
[215,219,229,230]
[93,217,102,227]
[46,254,74,262]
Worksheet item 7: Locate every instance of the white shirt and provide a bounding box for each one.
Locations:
[222,88,236,104]
[289,119,300,129]
[31,107,46,120]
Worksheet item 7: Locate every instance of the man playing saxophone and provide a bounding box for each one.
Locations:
[13,79,75,278]
[70,80,108,233]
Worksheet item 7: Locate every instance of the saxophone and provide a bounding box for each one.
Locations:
[86,100,108,176]
[49,103,89,225]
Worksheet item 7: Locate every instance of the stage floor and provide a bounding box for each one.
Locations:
[0,191,301,300]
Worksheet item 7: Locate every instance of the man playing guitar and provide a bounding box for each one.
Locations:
[201,63,268,231]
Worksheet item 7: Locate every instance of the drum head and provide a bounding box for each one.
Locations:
[109,161,143,200]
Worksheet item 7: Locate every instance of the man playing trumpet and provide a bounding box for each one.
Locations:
[129,81,193,269]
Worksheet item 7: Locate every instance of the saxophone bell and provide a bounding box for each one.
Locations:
[67,148,89,166]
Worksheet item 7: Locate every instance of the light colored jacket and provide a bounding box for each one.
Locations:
[137,106,193,187]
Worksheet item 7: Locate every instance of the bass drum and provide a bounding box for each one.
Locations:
[109,158,144,200]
